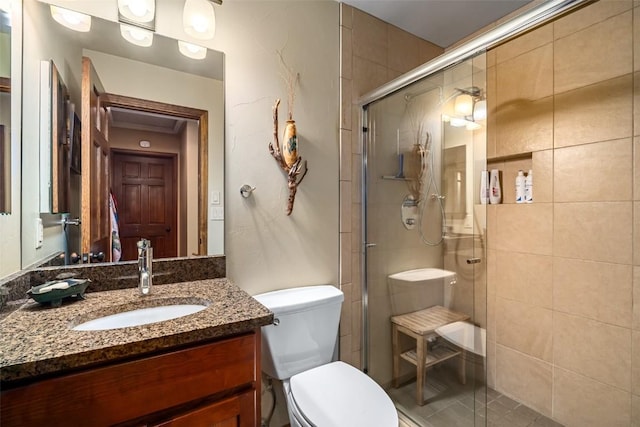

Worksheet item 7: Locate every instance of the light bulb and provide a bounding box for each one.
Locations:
[473,99,487,121]
[183,0,216,40]
[454,93,473,116]
[128,0,150,17]
[50,6,91,32]
[118,0,155,24]
[120,24,153,47]
[178,40,207,60]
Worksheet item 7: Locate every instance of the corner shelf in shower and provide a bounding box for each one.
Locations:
[487,151,532,163]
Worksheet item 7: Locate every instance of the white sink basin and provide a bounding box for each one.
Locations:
[73,304,208,331]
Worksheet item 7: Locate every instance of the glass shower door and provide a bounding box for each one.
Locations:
[363,53,487,426]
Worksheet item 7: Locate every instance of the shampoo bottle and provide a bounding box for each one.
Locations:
[525,169,533,203]
[489,169,502,204]
[515,170,525,204]
[480,170,489,205]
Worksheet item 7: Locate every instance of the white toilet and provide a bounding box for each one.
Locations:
[253,285,398,427]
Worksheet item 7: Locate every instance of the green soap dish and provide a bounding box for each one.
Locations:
[27,279,91,307]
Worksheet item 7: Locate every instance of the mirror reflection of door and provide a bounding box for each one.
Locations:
[0,83,10,213]
[81,56,111,262]
[112,151,177,260]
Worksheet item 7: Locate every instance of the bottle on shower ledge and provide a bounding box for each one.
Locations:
[480,170,489,205]
[525,169,533,203]
[515,170,526,204]
[489,169,502,204]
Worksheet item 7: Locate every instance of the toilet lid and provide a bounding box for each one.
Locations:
[290,361,398,427]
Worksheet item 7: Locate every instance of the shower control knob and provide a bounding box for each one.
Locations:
[466,258,481,264]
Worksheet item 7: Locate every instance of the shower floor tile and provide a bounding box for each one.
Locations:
[388,366,563,427]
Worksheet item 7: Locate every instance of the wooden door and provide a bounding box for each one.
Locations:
[80,57,110,262]
[112,151,177,260]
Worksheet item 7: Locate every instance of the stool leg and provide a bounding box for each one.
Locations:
[416,337,426,406]
[392,324,400,388]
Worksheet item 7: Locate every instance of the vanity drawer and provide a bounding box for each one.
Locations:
[1,332,259,426]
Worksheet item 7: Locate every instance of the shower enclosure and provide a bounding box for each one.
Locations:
[362,55,488,426]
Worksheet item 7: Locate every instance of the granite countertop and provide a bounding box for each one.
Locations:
[0,279,273,384]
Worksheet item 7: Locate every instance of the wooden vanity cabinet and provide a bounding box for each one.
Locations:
[1,332,261,427]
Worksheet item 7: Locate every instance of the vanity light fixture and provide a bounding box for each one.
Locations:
[50,5,91,32]
[473,99,487,121]
[118,0,155,31]
[183,0,219,40]
[120,23,154,47]
[454,93,473,116]
[178,40,207,60]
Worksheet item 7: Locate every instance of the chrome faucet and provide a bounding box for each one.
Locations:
[137,239,153,295]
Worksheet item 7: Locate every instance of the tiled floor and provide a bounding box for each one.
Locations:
[389,365,562,427]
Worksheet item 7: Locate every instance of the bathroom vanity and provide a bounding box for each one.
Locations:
[0,279,273,426]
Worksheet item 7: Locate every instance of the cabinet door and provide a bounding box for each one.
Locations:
[156,390,256,427]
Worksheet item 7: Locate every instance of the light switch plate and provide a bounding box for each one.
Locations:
[210,206,224,220]
[210,191,220,205]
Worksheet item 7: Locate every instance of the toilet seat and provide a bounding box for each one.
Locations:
[289,361,398,427]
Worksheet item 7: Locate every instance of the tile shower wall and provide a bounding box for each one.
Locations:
[338,4,443,369]
[486,1,639,425]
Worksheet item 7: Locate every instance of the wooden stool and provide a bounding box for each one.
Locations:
[391,305,469,406]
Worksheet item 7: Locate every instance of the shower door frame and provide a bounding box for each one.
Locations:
[358,0,589,375]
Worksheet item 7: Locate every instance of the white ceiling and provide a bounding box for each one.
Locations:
[342,0,534,48]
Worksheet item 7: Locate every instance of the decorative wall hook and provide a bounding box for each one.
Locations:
[268,99,308,215]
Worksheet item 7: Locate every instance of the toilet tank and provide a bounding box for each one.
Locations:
[253,285,344,380]
[387,268,457,315]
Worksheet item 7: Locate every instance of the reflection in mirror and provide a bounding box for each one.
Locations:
[23,0,224,262]
[0,5,11,214]
[443,118,475,233]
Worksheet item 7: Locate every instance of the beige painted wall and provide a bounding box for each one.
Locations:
[485,1,639,425]
[5,1,341,292]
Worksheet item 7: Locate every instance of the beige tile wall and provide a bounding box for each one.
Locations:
[338,4,443,368]
[488,1,638,425]
[340,1,639,425]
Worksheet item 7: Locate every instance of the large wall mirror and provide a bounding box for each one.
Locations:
[22,0,224,263]
[0,4,11,214]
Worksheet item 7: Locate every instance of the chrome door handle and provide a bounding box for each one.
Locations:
[365,243,377,248]
[466,258,481,264]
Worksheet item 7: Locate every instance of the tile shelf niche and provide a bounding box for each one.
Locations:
[486,151,533,164]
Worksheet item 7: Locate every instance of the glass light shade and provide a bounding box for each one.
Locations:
[118,0,155,24]
[120,24,153,47]
[454,93,473,116]
[178,41,207,60]
[183,0,215,40]
[50,6,91,32]
[473,99,487,121]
